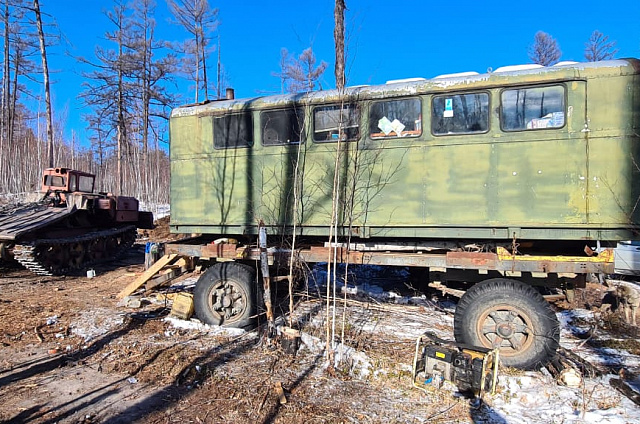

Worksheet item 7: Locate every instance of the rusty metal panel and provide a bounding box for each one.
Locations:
[298,246,448,268]
[446,251,498,270]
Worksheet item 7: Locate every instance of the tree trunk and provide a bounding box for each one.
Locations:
[1,0,9,178]
[201,27,208,100]
[194,31,200,103]
[217,36,221,99]
[117,30,124,195]
[334,0,346,91]
[33,0,54,168]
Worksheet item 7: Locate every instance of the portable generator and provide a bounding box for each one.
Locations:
[412,332,499,397]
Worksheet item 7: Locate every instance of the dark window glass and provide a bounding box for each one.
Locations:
[501,86,565,131]
[214,113,253,148]
[313,104,359,142]
[78,176,94,192]
[432,92,489,135]
[369,98,422,139]
[44,175,66,188]
[261,108,305,145]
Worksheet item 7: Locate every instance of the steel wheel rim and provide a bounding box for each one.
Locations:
[206,280,249,325]
[476,304,535,357]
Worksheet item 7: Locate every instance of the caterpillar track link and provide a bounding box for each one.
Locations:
[12,226,137,276]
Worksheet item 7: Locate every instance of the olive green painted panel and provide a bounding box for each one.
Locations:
[171,115,253,227]
[169,60,640,240]
[588,137,640,224]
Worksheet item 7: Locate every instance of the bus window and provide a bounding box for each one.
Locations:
[313,104,359,142]
[261,108,305,145]
[213,112,253,148]
[501,85,565,131]
[432,92,489,135]
[369,98,421,139]
[69,175,77,192]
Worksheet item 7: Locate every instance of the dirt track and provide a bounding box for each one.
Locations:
[0,241,474,424]
[1,232,640,423]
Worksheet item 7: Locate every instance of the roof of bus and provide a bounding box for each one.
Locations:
[171,58,640,118]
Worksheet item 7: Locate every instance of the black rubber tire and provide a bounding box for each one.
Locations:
[193,261,257,329]
[453,278,559,370]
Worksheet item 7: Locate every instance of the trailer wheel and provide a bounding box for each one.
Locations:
[453,278,559,370]
[194,262,256,329]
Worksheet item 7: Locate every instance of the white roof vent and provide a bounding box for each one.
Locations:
[433,71,479,79]
[385,77,427,84]
[493,64,544,73]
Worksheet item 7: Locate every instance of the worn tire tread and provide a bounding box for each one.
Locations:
[453,278,559,370]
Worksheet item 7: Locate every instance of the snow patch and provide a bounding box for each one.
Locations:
[71,308,126,343]
[163,316,246,337]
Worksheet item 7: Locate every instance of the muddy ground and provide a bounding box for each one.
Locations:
[1,225,639,423]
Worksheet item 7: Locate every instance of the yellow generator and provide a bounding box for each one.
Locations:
[412,332,499,397]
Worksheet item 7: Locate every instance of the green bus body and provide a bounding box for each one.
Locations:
[169,59,640,242]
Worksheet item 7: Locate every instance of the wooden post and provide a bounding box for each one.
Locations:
[259,221,275,337]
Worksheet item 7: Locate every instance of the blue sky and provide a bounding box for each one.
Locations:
[40,0,640,145]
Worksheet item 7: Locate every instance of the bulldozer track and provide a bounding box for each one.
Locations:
[13,226,137,276]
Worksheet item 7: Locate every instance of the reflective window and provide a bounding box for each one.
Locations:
[214,112,253,148]
[369,98,422,139]
[78,176,94,192]
[261,108,305,145]
[432,92,489,135]
[44,175,66,188]
[501,85,565,131]
[313,104,359,142]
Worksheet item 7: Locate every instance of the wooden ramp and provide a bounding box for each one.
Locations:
[0,206,71,240]
[117,254,193,299]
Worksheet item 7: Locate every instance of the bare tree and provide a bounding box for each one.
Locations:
[166,0,218,102]
[278,47,327,94]
[32,0,53,167]
[1,1,9,156]
[78,1,172,204]
[584,30,618,62]
[334,0,346,91]
[78,1,134,194]
[130,0,176,202]
[528,31,561,66]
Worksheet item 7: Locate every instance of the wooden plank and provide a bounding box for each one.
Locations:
[145,270,177,291]
[117,253,178,299]
[145,258,192,291]
[0,208,71,239]
[610,378,640,406]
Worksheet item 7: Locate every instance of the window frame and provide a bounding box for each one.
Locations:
[430,90,491,137]
[260,107,306,146]
[213,111,254,149]
[368,96,423,140]
[312,103,360,143]
[499,84,567,132]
